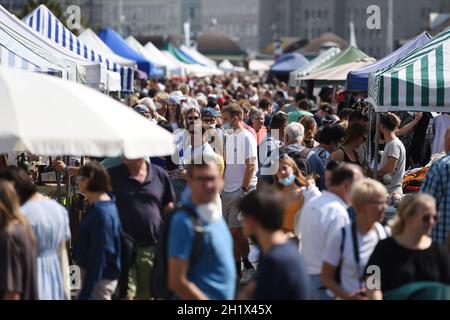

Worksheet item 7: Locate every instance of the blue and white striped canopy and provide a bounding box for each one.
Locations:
[24,5,134,92]
[0,44,62,76]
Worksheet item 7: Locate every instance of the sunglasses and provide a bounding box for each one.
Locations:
[422,214,438,224]
[188,116,200,121]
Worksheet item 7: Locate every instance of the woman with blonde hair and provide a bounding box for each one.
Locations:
[0,180,37,300]
[366,193,450,300]
[321,178,389,300]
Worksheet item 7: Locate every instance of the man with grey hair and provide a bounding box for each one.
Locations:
[280,122,325,190]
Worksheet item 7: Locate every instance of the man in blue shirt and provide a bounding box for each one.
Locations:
[167,158,236,300]
[238,189,311,300]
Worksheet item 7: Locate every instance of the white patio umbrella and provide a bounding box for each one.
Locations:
[0,66,175,158]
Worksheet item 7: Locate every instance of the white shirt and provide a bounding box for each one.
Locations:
[431,114,450,155]
[185,142,216,163]
[295,191,350,275]
[379,137,406,194]
[323,222,388,295]
[223,129,258,192]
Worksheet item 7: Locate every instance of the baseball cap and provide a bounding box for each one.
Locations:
[201,107,219,119]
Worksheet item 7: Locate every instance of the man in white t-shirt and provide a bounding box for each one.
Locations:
[221,104,259,285]
[377,113,406,195]
[295,163,363,300]
[321,178,389,300]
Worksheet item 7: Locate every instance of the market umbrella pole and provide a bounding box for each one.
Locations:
[64,155,71,211]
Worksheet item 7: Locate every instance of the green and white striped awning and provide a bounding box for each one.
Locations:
[368,27,450,112]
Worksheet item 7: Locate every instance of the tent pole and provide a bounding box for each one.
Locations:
[373,113,381,178]
[367,103,373,166]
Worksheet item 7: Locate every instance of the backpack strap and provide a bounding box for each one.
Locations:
[173,203,205,265]
[299,147,311,159]
[334,226,346,285]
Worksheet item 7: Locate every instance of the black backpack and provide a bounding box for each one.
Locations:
[281,146,311,176]
[150,202,205,299]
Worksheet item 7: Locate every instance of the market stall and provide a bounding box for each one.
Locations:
[24,5,133,92]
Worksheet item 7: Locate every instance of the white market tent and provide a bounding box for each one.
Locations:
[179,44,217,68]
[288,47,341,86]
[0,4,107,89]
[24,5,132,92]
[248,59,273,72]
[368,26,450,112]
[124,35,168,76]
[79,28,136,68]
[143,41,185,78]
[162,50,223,77]
[0,9,67,77]
[218,59,245,72]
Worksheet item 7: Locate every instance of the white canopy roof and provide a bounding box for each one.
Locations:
[79,28,136,68]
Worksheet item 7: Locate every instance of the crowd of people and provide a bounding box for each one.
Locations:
[1,73,450,300]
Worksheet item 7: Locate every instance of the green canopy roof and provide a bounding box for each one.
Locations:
[368,27,450,112]
[310,46,371,74]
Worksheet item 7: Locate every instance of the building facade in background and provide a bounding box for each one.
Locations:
[58,0,202,38]
[203,0,448,58]
[0,0,448,57]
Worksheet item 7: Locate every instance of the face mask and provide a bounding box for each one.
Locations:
[196,199,222,224]
[209,123,216,129]
[278,173,296,186]
[223,122,234,134]
[155,102,163,110]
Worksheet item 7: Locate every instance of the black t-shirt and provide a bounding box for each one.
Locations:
[253,241,310,300]
[0,223,38,300]
[108,163,175,246]
[366,237,450,292]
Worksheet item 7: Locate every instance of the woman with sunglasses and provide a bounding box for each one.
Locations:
[165,94,185,130]
[74,162,121,300]
[249,108,267,145]
[366,194,450,300]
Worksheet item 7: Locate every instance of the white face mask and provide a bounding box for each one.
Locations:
[196,195,222,224]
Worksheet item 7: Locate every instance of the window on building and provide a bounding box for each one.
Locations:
[324,10,328,19]
[190,7,195,19]
[312,10,315,19]
[318,10,322,19]
[305,10,309,20]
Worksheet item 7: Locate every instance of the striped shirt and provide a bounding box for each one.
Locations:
[421,153,450,244]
